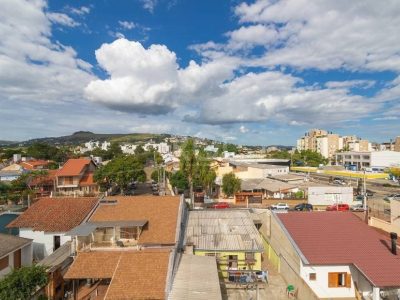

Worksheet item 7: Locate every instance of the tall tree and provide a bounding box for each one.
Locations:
[222,172,241,197]
[196,149,216,196]
[180,139,197,206]
[0,265,48,300]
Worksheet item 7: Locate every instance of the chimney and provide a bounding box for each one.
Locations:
[390,232,397,255]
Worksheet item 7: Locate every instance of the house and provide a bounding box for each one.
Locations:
[36,242,73,300]
[19,160,50,170]
[185,210,264,280]
[0,163,26,181]
[56,158,99,196]
[7,197,99,260]
[28,169,57,198]
[265,211,400,299]
[63,195,186,299]
[240,178,299,200]
[0,233,32,278]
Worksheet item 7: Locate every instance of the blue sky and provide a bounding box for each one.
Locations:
[1,0,400,145]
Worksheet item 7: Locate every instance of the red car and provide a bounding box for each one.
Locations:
[210,202,230,209]
[326,204,350,211]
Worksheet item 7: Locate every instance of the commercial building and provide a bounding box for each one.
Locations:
[307,186,353,207]
[335,150,400,170]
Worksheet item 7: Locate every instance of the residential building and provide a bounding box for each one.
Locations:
[0,233,32,278]
[185,210,264,280]
[347,139,372,152]
[19,159,51,170]
[28,169,57,198]
[229,161,289,179]
[335,150,400,170]
[0,163,26,181]
[56,158,98,196]
[7,197,98,260]
[316,134,341,159]
[63,195,186,299]
[265,212,400,299]
[120,143,137,154]
[240,178,299,201]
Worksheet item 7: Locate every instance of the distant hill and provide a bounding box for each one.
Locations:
[14,131,172,146]
[0,140,18,146]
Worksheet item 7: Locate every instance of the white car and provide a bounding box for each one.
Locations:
[271,203,289,210]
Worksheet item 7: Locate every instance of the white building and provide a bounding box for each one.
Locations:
[7,197,98,260]
[120,144,137,154]
[307,186,353,206]
[336,150,400,170]
[266,212,400,300]
[0,233,32,279]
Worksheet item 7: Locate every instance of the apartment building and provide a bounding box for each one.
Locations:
[395,136,400,152]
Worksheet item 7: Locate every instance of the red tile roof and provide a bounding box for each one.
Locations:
[90,196,181,245]
[64,250,171,300]
[277,212,400,287]
[57,158,93,176]
[28,169,57,187]
[20,160,50,170]
[79,172,95,186]
[7,197,99,232]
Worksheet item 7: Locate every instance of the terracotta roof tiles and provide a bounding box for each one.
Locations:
[7,197,99,232]
[90,196,181,245]
[57,158,93,176]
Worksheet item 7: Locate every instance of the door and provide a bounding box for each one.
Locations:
[14,249,21,269]
[54,235,61,251]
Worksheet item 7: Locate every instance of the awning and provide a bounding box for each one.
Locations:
[65,220,148,236]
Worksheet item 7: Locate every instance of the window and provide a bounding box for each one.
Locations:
[328,272,351,288]
[0,256,9,271]
[309,273,316,281]
[228,255,238,269]
[120,227,137,239]
[54,235,61,251]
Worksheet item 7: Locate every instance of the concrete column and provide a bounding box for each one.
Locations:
[372,286,380,300]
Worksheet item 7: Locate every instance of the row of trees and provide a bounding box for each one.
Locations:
[269,149,328,167]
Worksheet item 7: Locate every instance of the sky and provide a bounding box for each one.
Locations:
[1,0,400,146]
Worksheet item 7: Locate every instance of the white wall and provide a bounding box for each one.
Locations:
[371,151,400,168]
[19,229,71,260]
[308,186,353,206]
[300,263,355,298]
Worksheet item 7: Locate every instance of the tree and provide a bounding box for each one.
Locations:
[0,265,48,300]
[169,170,189,191]
[222,172,241,197]
[94,155,146,194]
[134,145,145,155]
[108,142,122,158]
[179,139,197,205]
[196,149,216,195]
[151,169,159,182]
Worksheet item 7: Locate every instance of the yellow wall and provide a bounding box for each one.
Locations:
[291,167,389,179]
[262,236,280,272]
[194,250,262,278]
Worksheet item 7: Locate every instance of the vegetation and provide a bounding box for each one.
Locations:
[26,143,71,162]
[168,170,189,191]
[94,155,146,194]
[222,172,241,197]
[389,167,400,178]
[269,149,328,167]
[0,265,48,300]
[179,139,217,202]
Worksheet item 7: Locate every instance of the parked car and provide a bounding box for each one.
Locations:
[271,203,289,210]
[294,203,313,211]
[210,202,230,209]
[366,190,374,197]
[332,179,346,186]
[350,204,365,212]
[355,195,365,201]
[384,194,400,201]
[326,204,350,211]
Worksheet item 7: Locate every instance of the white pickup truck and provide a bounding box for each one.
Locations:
[271,203,289,210]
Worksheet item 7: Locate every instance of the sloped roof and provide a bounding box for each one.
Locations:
[277,212,400,288]
[20,160,49,170]
[0,233,32,258]
[57,158,93,176]
[79,172,95,186]
[90,196,181,245]
[28,169,57,187]
[241,178,297,192]
[64,250,171,300]
[7,197,98,232]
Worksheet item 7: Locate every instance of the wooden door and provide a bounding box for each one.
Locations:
[14,249,21,269]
